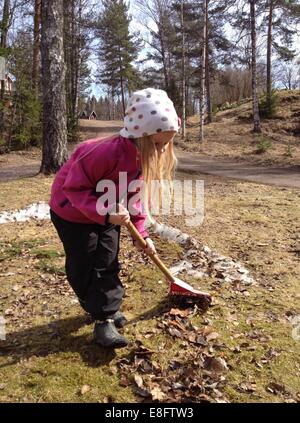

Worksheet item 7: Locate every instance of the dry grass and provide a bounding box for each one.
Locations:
[176,90,300,166]
[0,170,300,402]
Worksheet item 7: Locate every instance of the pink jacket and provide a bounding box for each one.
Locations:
[49,135,148,238]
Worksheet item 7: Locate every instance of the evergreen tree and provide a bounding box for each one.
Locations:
[64,0,91,142]
[136,0,178,95]
[95,0,141,115]
[264,0,300,113]
[9,29,42,149]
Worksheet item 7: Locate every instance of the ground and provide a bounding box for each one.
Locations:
[0,171,299,403]
[0,93,299,402]
[178,90,300,167]
[1,90,299,186]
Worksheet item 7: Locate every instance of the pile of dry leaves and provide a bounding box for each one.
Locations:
[117,307,229,403]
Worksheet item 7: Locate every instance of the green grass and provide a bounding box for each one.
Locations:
[0,172,300,402]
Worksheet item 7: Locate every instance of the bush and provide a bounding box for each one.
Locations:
[259,90,279,118]
[255,135,273,154]
[212,104,218,114]
[285,144,294,157]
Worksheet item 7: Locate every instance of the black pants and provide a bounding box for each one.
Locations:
[50,209,124,320]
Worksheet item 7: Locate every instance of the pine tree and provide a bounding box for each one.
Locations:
[0,0,11,142]
[135,0,177,94]
[40,0,68,174]
[230,0,262,132]
[95,0,141,115]
[250,0,261,133]
[64,0,85,142]
[32,0,41,95]
[265,0,300,113]
[9,29,42,149]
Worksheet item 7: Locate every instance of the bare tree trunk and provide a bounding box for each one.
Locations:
[64,0,72,138]
[40,0,68,174]
[120,73,125,115]
[180,0,186,140]
[158,17,170,92]
[111,89,116,120]
[266,0,274,112]
[136,1,172,92]
[62,0,80,141]
[0,0,10,137]
[74,0,82,119]
[205,0,212,124]
[158,3,171,92]
[199,0,207,142]
[71,0,76,119]
[0,0,9,49]
[250,0,262,134]
[32,0,41,94]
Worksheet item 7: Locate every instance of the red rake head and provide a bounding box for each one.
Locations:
[169,277,212,300]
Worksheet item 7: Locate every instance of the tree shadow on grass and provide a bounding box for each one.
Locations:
[0,296,210,370]
[0,314,116,369]
[127,294,211,325]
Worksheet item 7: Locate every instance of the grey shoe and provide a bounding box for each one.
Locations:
[93,319,128,349]
[113,311,127,328]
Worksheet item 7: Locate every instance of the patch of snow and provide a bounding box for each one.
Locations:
[0,202,50,223]
[147,220,190,245]
[0,203,255,286]
[169,260,194,275]
[148,219,255,286]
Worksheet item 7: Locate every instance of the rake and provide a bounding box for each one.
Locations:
[126,221,212,304]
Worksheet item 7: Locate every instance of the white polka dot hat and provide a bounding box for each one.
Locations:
[119,88,180,139]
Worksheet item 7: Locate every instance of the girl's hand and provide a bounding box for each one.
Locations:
[134,237,156,256]
[108,203,130,226]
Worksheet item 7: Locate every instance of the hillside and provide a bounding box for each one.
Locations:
[177,90,300,167]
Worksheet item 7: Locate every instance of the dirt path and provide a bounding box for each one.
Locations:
[0,120,299,189]
[176,150,300,189]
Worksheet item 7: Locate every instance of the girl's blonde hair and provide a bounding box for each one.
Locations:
[134,134,177,223]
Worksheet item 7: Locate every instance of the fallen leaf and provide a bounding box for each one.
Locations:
[134,374,144,388]
[80,385,90,395]
[119,377,131,387]
[169,308,191,318]
[204,357,228,373]
[266,382,286,395]
[133,386,151,398]
[239,382,257,392]
[203,326,215,336]
[169,319,187,332]
[195,335,208,347]
[187,333,197,343]
[206,332,219,342]
[168,327,182,338]
[172,382,185,390]
[150,385,166,401]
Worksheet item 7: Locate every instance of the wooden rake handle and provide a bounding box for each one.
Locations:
[126,221,175,283]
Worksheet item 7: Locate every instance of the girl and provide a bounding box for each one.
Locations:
[49,88,179,349]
